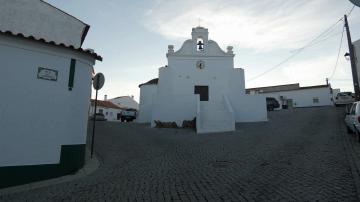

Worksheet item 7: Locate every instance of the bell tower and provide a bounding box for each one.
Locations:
[191,27,209,53]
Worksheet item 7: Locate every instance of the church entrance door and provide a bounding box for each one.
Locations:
[194,86,209,101]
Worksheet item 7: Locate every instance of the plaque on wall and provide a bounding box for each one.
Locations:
[37,67,58,81]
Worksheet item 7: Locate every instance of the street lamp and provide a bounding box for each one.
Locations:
[344,52,351,61]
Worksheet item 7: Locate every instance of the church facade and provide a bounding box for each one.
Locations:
[138,27,267,133]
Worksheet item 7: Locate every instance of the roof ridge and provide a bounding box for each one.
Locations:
[0,31,102,61]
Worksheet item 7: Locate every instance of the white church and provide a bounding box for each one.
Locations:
[138,27,267,133]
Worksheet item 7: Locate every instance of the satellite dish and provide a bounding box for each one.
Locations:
[93,73,105,90]
[349,0,360,7]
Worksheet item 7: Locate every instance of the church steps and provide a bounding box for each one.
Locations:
[196,96,235,134]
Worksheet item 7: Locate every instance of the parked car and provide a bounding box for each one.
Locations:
[89,113,107,121]
[120,109,137,122]
[266,97,280,111]
[335,92,355,106]
[345,101,360,141]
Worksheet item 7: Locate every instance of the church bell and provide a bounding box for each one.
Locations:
[197,41,204,51]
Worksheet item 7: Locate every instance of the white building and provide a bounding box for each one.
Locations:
[138,79,159,123]
[138,27,267,133]
[108,96,139,110]
[0,0,101,188]
[90,100,123,121]
[246,83,334,109]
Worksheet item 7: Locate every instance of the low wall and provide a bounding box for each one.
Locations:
[151,95,197,127]
[230,95,268,122]
[137,103,153,123]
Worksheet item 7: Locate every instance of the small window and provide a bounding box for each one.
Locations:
[313,97,319,103]
[106,112,108,115]
[98,109,103,114]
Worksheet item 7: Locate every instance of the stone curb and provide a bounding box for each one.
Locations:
[0,149,100,195]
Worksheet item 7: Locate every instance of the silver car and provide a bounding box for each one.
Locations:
[345,101,360,141]
[335,92,355,106]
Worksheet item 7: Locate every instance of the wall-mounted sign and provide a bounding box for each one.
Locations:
[37,67,58,81]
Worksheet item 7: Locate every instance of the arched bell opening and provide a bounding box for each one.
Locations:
[196,38,204,51]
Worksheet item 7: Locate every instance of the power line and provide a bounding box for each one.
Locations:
[246,17,344,82]
[348,5,355,16]
[329,25,345,79]
[302,19,344,49]
[328,6,355,80]
[290,30,343,53]
[246,5,356,83]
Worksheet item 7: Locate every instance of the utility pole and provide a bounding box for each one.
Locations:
[344,14,360,101]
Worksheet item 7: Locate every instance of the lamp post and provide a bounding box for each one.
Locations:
[344,15,360,101]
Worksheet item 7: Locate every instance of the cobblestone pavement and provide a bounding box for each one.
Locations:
[1,107,359,201]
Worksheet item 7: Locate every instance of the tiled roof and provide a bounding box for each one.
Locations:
[111,96,130,99]
[246,83,330,94]
[246,83,300,92]
[139,78,159,87]
[0,30,102,61]
[298,84,330,90]
[90,100,124,109]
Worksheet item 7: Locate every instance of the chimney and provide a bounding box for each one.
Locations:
[104,95,107,101]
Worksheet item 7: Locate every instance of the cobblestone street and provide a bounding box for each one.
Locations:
[1,107,359,201]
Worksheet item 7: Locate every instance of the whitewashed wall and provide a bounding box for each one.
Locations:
[149,52,266,126]
[151,95,198,127]
[229,95,268,122]
[137,85,157,123]
[262,87,333,108]
[164,57,234,103]
[0,35,95,167]
[140,27,267,131]
[89,106,121,121]
[0,0,87,48]
[109,96,139,110]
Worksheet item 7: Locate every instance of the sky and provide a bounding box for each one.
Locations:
[46,0,360,102]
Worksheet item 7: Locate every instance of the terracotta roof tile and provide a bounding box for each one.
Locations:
[139,78,158,88]
[0,30,102,61]
[246,83,330,93]
[90,100,124,109]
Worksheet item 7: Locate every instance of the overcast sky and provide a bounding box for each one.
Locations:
[46,0,360,102]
